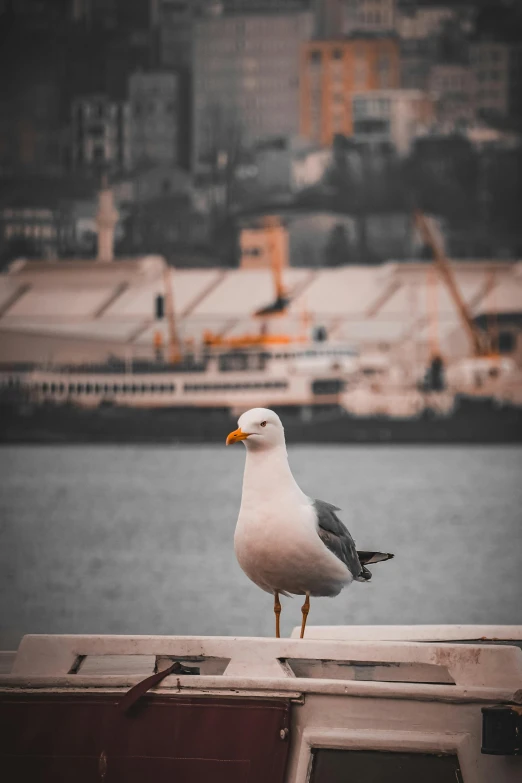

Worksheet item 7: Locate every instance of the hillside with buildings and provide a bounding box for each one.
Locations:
[0,0,521,268]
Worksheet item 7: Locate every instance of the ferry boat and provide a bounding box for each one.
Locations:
[1,625,521,781]
[1,342,521,443]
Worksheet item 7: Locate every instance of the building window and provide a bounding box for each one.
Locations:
[355,61,367,88]
[498,331,515,353]
[377,54,390,88]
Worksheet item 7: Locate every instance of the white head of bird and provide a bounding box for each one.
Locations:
[226,407,286,452]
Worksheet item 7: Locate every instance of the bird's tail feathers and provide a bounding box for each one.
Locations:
[355,551,394,582]
[358,551,394,565]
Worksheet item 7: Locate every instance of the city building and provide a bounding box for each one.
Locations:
[192,9,314,169]
[399,38,436,90]
[396,4,476,91]
[314,0,396,37]
[111,164,191,206]
[0,205,71,260]
[71,95,131,172]
[428,62,474,127]
[396,3,456,40]
[351,89,433,155]
[71,0,153,30]
[128,71,179,167]
[0,177,97,261]
[300,35,400,146]
[153,0,194,71]
[232,136,333,200]
[470,39,512,119]
[342,0,396,34]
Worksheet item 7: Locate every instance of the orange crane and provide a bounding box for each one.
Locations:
[254,216,290,317]
[203,216,303,349]
[414,210,492,358]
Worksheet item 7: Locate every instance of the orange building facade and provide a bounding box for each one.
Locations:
[300,36,401,146]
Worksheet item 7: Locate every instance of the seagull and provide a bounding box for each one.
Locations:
[226,407,393,638]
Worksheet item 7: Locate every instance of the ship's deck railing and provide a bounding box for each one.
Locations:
[1,627,521,706]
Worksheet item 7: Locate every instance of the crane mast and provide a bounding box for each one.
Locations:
[254,216,290,318]
[164,266,181,364]
[414,211,489,357]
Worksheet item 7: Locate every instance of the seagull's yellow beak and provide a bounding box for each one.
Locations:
[226,427,249,446]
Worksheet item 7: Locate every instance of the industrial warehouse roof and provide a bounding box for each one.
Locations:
[0,257,520,364]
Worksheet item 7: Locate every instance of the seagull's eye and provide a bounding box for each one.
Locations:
[260,421,267,427]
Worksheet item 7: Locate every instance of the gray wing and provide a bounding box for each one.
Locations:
[313,499,365,580]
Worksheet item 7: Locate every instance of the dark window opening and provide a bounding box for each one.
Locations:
[312,379,344,395]
[498,330,515,353]
[310,749,462,783]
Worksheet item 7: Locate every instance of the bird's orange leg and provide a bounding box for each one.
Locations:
[274,591,282,638]
[300,594,310,639]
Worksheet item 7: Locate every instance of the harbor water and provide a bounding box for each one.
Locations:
[1,444,521,646]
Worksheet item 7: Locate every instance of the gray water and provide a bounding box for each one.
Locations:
[1,445,521,646]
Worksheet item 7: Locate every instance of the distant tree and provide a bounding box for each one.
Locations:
[324,223,352,267]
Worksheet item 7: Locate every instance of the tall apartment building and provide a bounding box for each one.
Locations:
[428,63,474,127]
[300,35,400,146]
[470,39,511,119]
[128,71,179,166]
[192,9,314,169]
[396,4,455,40]
[153,0,194,71]
[351,89,433,155]
[72,95,131,172]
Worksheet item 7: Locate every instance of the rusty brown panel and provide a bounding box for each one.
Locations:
[0,694,291,783]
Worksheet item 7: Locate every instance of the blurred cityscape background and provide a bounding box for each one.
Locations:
[1,0,522,265]
[0,0,521,441]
